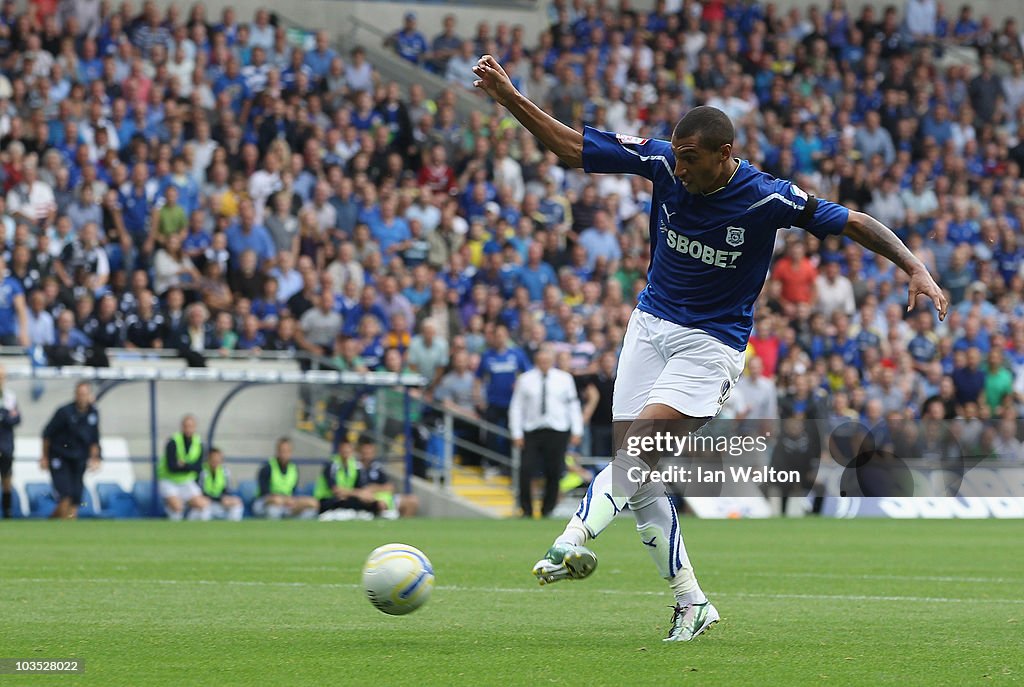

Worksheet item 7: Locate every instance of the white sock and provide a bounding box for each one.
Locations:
[629,485,707,606]
[167,508,184,522]
[554,451,649,546]
[228,504,244,521]
[266,505,285,520]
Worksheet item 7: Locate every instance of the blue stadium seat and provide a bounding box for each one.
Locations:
[237,480,259,517]
[97,483,140,519]
[296,482,315,497]
[132,482,165,518]
[77,489,99,518]
[24,483,57,518]
[6,489,23,518]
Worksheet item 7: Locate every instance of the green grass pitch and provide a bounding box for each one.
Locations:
[1,518,1021,686]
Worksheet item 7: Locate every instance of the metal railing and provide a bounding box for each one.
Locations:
[395,394,522,502]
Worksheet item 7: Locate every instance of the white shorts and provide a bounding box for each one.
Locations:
[158,479,202,502]
[612,309,746,421]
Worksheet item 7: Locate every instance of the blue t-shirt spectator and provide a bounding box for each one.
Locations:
[226,222,276,269]
[476,346,531,409]
[517,263,558,301]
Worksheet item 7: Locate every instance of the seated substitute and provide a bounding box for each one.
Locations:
[157,414,211,520]
[197,447,244,521]
[355,436,419,518]
[253,437,318,519]
[315,439,382,518]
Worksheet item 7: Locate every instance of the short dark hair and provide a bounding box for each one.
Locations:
[672,106,735,151]
[358,435,376,447]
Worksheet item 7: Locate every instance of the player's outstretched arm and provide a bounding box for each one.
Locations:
[842,210,949,320]
[472,55,583,168]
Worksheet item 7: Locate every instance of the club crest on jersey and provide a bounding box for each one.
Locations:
[725,226,745,247]
[616,133,649,146]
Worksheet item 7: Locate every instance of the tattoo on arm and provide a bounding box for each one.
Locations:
[842,211,923,275]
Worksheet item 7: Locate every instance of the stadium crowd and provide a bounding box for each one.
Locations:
[1,0,1023,476]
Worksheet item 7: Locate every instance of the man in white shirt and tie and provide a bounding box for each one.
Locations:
[510,347,584,518]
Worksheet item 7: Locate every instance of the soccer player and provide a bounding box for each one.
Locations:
[472,55,947,642]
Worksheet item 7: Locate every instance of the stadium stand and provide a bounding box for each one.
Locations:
[0,0,1022,525]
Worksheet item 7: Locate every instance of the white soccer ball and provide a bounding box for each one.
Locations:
[362,543,435,615]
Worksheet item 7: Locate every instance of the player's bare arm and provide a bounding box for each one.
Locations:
[472,55,583,168]
[841,210,949,320]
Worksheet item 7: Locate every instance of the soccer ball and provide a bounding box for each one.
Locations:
[362,543,435,615]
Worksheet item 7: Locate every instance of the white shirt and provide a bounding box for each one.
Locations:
[6,181,56,223]
[2,388,17,414]
[905,0,937,37]
[735,375,778,421]
[509,367,583,439]
[815,274,856,318]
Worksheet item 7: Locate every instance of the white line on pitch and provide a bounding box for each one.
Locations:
[280,566,1023,585]
[5,577,1024,605]
[765,572,1022,584]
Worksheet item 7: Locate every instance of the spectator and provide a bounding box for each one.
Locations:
[578,210,622,272]
[407,319,450,392]
[984,347,1014,411]
[153,233,199,297]
[124,291,163,349]
[0,254,29,347]
[475,323,531,475]
[771,241,818,307]
[148,185,188,252]
[814,258,856,318]
[386,12,427,65]
[298,290,342,357]
[25,289,55,346]
[853,111,896,166]
[445,40,478,88]
[226,200,275,271]
[578,350,616,458]
[952,347,986,407]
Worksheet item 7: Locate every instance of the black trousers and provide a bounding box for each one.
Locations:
[482,405,510,471]
[590,424,614,458]
[318,497,382,515]
[520,429,570,517]
[50,456,87,502]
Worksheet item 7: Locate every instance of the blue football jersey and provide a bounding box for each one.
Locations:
[582,127,849,351]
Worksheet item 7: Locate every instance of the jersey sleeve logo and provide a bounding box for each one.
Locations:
[725,226,745,247]
[615,133,649,146]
